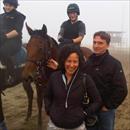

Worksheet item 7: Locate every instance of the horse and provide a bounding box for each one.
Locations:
[22,23,93,128]
[0,45,38,128]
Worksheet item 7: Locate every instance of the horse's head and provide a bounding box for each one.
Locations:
[22,23,58,79]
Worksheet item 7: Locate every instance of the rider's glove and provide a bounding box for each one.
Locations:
[58,38,73,44]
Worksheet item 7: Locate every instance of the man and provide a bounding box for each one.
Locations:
[58,3,86,46]
[84,31,128,130]
[0,0,26,85]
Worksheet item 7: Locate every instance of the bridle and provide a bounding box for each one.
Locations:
[27,35,53,66]
[26,34,55,86]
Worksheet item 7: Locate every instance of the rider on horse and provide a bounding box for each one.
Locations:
[0,0,26,85]
[58,3,86,46]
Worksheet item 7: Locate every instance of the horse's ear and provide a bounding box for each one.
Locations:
[42,24,47,35]
[26,23,33,36]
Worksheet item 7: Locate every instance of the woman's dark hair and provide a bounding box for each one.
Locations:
[58,44,85,72]
[93,31,111,45]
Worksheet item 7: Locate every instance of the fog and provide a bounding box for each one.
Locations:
[0,0,129,47]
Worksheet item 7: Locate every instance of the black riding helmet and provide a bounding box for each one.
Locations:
[3,0,19,8]
[67,3,80,15]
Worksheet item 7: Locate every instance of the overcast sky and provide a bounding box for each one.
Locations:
[0,0,129,47]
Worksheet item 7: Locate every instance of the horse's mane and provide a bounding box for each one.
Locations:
[50,37,58,47]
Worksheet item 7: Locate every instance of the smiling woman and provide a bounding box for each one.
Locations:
[44,44,102,130]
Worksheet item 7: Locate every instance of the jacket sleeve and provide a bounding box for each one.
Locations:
[14,13,26,35]
[78,21,86,36]
[43,77,53,115]
[84,75,102,115]
[58,22,65,41]
[105,62,128,109]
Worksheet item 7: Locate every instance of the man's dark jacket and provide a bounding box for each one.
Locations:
[84,50,128,109]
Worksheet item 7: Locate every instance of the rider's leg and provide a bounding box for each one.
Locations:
[0,39,21,84]
[0,46,15,85]
[5,57,16,83]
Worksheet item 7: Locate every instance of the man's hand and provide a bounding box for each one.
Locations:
[47,59,58,70]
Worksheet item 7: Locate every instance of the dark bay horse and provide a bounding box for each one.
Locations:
[22,23,93,128]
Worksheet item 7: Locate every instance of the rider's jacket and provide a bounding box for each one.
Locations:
[0,9,26,55]
[0,9,26,39]
[58,20,86,45]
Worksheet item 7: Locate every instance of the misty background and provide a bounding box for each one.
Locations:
[0,0,129,48]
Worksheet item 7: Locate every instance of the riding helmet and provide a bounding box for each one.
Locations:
[67,3,80,15]
[3,0,19,8]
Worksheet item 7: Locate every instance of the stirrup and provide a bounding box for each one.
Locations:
[6,75,15,85]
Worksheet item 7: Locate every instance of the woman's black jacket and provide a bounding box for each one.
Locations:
[44,70,102,129]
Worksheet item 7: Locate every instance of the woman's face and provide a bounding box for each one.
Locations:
[65,52,79,76]
[4,3,15,13]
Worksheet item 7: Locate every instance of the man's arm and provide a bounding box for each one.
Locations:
[105,62,128,109]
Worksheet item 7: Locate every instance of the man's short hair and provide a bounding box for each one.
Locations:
[93,31,111,45]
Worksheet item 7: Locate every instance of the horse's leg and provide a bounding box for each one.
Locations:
[36,84,44,128]
[0,93,8,130]
[22,79,34,121]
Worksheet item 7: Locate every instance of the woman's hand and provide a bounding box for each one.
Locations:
[47,59,58,70]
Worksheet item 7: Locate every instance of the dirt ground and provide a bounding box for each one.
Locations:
[1,47,130,130]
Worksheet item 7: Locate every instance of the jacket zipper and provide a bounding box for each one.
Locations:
[62,69,79,109]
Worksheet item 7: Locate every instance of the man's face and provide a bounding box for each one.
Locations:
[93,36,109,55]
[68,12,78,23]
[4,3,15,13]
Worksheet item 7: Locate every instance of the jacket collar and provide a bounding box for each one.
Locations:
[90,50,109,66]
